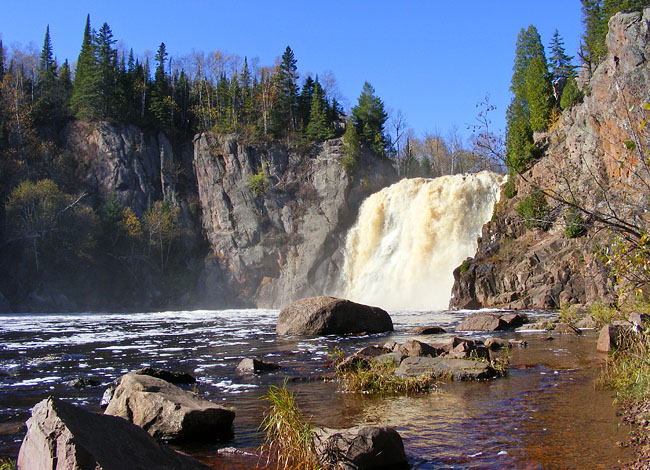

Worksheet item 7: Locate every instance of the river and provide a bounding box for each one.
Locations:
[0,309,631,469]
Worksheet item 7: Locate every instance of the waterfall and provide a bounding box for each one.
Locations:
[341,171,504,310]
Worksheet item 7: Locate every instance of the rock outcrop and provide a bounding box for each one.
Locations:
[450,9,650,310]
[276,296,393,335]
[104,372,234,442]
[194,136,395,308]
[17,397,209,470]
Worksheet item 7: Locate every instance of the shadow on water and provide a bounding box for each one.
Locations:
[0,309,632,469]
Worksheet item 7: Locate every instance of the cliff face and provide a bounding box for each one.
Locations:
[450,9,650,310]
[193,135,395,308]
[64,121,190,214]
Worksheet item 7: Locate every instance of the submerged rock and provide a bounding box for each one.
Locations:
[17,397,209,470]
[236,357,280,374]
[457,312,528,332]
[394,356,496,381]
[104,372,234,442]
[407,325,446,334]
[554,322,582,335]
[314,425,408,470]
[276,296,393,335]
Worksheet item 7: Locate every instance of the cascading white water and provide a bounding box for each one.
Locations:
[341,171,504,310]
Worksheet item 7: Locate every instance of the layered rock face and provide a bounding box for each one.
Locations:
[194,135,395,308]
[450,9,650,310]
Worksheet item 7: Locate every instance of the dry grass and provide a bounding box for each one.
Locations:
[597,326,650,402]
[259,382,321,470]
[335,359,437,394]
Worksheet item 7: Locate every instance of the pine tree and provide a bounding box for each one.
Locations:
[306,77,333,141]
[71,15,100,120]
[560,76,583,109]
[270,46,299,137]
[34,26,59,126]
[506,25,547,172]
[95,23,117,119]
[548,29,576,81]
[351,81,388,157]
[150,42,171,129]
[526,56,554,131]
[297,75,314,129]
[506,100,535,172]
[0,40,5,82]
[341,118,360,174]
[511,26,546,103]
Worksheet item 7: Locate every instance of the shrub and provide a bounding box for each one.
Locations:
[565,206,586,238]
[517,190,550,230]
[460,259,471,273]
[503,177,517,199]
[248,170,268,197]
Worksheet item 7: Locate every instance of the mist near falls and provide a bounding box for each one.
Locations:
[340,171,504,310]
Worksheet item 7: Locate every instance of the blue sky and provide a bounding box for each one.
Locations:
[1,1,583,142]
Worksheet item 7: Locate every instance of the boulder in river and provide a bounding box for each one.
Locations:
[394,356,496,381]
[276,296,393,335]
[236,357,280,374]
[336,345,392,371]
[314,425,408,470]
[17,396,209,470]
[398,339,444,358]
[104,372,234,442]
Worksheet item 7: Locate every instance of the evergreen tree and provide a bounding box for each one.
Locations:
[506,25,547,172]
[297,75,314,129]
[506,100,535,172]
[57,59,73,117]
[150,42,171,129]
[341,118,360,174]
[351,81,388,157]
[0,40,5,82]
[306,77,333,141]
[548,29,576,81]
[71,15,100,120]
[95,22,117,119]
[34,26,59,126]
[526,56,554,131]
[510,26,546,102]
[270,46,299,137]
[560,76,584,109]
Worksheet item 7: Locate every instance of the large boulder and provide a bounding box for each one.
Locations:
[313,426,408,470]
[104,372,234,442]
[17,397,209,470]
[397,339,443,358]
[276,296,393,335]
[394,356,496,381]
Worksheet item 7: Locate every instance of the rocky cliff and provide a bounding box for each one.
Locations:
[193,135,395,308]
[450,9,650,310]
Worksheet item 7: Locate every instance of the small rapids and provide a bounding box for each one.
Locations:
[341,172,504,310]
[0,309,631,469]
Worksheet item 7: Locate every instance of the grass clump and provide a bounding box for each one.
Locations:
[336,359,436,394]
[597,327,650,402]
[259,382,320,470]
[248,170,268,197]
[0,460,15,470]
